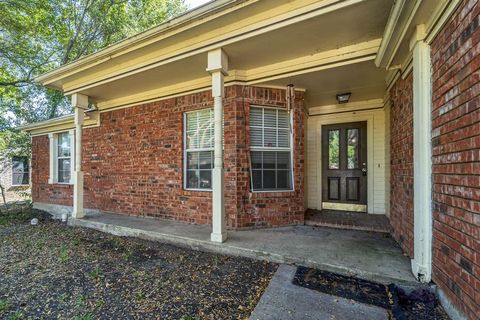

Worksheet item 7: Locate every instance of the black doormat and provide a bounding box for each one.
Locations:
[293,266,450,320]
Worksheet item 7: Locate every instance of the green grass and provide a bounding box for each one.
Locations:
[58,245,70,263]
[72,315,93,320]
[0,299,10,312]
[8,311,22,320]
[87,267,103,282]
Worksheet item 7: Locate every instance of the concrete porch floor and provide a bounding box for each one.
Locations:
[68,213,417,286]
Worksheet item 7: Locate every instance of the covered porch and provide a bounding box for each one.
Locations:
[67,211,417,286]
[24,0,445,287]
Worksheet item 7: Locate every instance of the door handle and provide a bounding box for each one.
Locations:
[362,163,367,176]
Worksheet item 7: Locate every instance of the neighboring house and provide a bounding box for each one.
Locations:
[0,156,30,203]
[19,1,479,319]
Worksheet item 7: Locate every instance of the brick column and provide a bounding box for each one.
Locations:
[207,49,228,242]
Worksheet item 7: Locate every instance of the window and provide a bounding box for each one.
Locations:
[57,132,72,183]
[328,129,340,169]
[184,109,214,190]
[250,107,293,191]
[12,157,29,185]
[48,131,74,184]
[347,128,359,169]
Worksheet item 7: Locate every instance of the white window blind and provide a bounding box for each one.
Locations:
[249,107,293,191]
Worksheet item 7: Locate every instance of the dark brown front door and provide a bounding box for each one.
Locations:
[322,122,367,212]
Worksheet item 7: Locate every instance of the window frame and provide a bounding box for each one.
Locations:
[48,130,75,185]
[249,106,295,193]
[11,156,29,186]
[183,108,215,191]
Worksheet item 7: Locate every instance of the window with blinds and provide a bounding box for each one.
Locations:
[184,108,214,190]
[249,106,293,191]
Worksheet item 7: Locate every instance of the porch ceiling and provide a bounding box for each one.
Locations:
[259,60,387,107]
[54,0,394,109]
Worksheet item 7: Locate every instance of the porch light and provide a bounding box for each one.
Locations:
[336,92,351,104]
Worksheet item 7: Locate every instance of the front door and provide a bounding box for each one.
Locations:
[322,122,367,212]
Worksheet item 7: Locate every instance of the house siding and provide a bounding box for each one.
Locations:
[430,1,480,318]
[389,73,414,258]
[31,85,305,228]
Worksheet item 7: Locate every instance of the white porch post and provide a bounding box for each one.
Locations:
[71,93,88,219]
[410,25,433,282]
[207,48,228,243]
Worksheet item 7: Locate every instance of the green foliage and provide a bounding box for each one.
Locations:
[0,299,10,312]
[8,310,22,320]
[59,244,70,263]
[0,0,187,160]
[328,130,339,169]
[87,266,103,281]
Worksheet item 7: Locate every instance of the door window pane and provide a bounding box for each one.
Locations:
[347,129,359,169]
[328,129,340,169]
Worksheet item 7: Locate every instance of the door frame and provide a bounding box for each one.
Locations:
[315,113,375,213]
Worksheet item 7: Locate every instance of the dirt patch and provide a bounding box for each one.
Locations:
[0,212,277,319]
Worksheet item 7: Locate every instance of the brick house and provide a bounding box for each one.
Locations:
[19,1,479,319]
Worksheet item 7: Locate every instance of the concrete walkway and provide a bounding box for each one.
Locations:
[249,265,389,320]
[69,213,417,286]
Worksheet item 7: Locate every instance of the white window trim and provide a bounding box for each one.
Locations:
[183,108,214,191]
[250,106,295,193]
[11,156,29,186]
[48,130,75,185]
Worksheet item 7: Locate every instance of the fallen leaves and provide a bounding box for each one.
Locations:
[0,212,277,319]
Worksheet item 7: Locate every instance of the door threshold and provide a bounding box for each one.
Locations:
[322,202,367,212]
[305,209,391,234]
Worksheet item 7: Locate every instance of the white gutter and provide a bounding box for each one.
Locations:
[17,114,75,132]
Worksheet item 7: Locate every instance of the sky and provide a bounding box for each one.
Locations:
[185,0,212,9]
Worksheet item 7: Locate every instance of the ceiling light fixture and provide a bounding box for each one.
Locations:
[336,92,351,104]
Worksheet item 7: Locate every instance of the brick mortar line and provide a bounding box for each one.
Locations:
[434,223,480,255]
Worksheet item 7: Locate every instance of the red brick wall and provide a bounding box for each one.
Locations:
[389,73,414,257]
[31,85,305,228]
[31,135,73,206]
[430,1,480,318]
[233,86,305,228]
